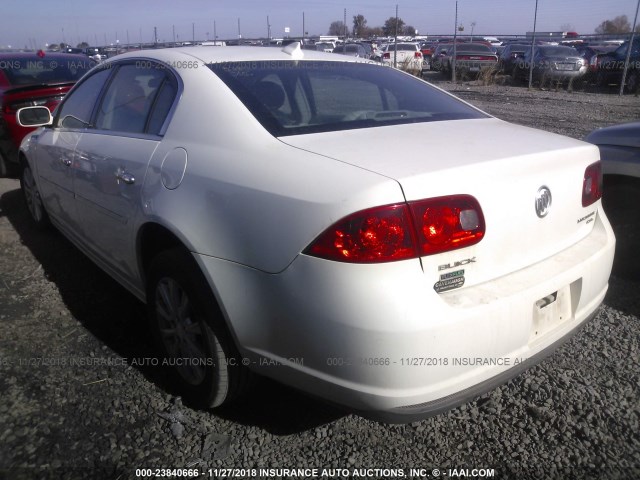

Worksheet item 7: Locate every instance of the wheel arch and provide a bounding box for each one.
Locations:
[136,221,240,342]
[137,221,190,288]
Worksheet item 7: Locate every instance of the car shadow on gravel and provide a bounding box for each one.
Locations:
[1,186,346,434]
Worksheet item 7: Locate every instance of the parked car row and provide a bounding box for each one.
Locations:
[428,38,639,93]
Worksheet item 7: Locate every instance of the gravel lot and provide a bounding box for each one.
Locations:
[0,76,639,480]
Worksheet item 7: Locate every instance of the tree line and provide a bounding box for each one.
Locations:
[328,15,416,38]
[328,13,640,38]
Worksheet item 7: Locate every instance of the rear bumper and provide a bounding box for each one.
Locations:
[362,307,598,423]
[197,207,615,422]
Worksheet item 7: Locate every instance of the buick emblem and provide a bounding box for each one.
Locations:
[535,186,552,218]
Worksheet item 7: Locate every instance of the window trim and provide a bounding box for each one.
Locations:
[53,58,182,138]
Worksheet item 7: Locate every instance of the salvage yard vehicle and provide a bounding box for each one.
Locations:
[513,45,588,86]
[381,43,423,72]
[0,51,94,176]
[594,39,640,93]
[441,43,498,77]
[16,44,614,422]
[585,122,640,276]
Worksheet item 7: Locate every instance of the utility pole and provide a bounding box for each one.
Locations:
[344,8,347,40]
[214,20,217,41]
[394,4,398,68]
[154,26,158,45]
[303,12,305,42]
[620,0,640,95]
[173,25,175,44]
[238,18,242,39]
[452,1,458,83]
[267,16,271,40]
[192,23,195,43]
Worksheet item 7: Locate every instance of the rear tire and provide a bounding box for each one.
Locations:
[20,161,50,229]
[147,248,251,408]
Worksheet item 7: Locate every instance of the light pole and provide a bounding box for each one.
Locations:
[528,0,539,90]
[470,21,476,41]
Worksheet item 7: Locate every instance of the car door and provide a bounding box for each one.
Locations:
[34,67,112,232]
[73,62,178,280]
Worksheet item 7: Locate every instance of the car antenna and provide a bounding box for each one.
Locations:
[282,41,304,59]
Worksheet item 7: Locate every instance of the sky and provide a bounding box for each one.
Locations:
[3,0,639,48]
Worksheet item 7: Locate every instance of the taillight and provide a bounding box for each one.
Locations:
[414,51,423,58]
[305,195,485,263]
[582,161,602,207]
[410,195,485,256]
[383,52,391,59]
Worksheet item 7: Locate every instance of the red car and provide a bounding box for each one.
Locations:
[0,51,95,176]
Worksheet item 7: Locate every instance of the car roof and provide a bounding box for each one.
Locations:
[106,45,371,65]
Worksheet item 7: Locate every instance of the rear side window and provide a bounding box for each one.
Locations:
[95,64,170,134]
[147,76,178,134]
[209,61,486,136]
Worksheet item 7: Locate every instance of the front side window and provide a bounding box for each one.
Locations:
[57,67,112,129]
[210,61,486,136]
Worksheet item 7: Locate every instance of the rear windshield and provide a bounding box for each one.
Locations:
[1,56,94,86]
[538,46,579,57]
[456,44,494,53]
[209,61,486,136]
[390,44,418,51]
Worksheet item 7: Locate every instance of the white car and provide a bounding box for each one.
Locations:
[381,42,423,71]
[17,44,614,422]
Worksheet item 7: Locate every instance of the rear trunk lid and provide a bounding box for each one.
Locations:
[282,118,601,287]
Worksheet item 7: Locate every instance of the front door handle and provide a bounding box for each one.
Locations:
[115,170,135,185]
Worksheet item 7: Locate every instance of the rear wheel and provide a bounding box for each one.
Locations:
[20,161,50,228]
[147,248,250,408]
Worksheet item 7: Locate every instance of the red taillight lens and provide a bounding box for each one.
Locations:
[582,161,602,207]
[305,204,417,263]
[414,51,423,58]
[305,195,485,263]
[383,52,391,59]
[411,195,485,256]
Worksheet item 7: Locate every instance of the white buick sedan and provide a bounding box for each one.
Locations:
[17,44,614,422]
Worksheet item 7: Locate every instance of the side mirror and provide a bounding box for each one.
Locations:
[17,106,53,127]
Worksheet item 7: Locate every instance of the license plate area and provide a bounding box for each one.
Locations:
[557,63,574,71]
[530,285,573,342]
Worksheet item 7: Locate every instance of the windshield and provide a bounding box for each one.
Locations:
[209,61,487,137]
[1,56,94,86]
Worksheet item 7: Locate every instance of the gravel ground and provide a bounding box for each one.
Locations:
[0,77,639,480]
